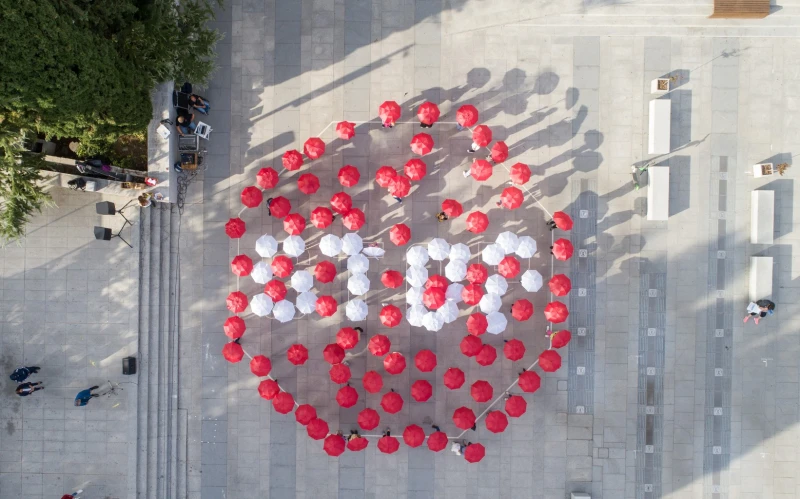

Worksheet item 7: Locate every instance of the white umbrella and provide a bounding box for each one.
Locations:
[250,293,274,317]
[342,233,364,256]
[406,286,424,306]
[496,232,520,254]
[482,243,505,266]
[516,236,538,258]
[406,246,430,267]
[251,261,273,284]
[422,311,444,332]
[296,291,317,314]
[486,312,508,335]
[449,243,471,263]
[445,261,467,282]
[256,234,278,258]
[290,270,313,292]
[346,299,368,321]
[407,305,427,327]
[485,274,509,296]
[362,245,385,258]
[436,300,459,324]
[347,274,371,295]
[428,238,451,261]
[479,293,502,314]
[446,283,464,303]
[406,266,428,288]
[347,254,370,274]
[521,270,543,292]
[320,234,343,257]
[282,235,306,257]
[272,300,296,323]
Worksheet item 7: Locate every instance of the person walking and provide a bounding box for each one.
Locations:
[436,212,448,222]
[348,429,361,442]
[383,428,392,437]
[9,366,40,382]
[466,142,482,154]
[74,386,100,407]
[266,197,273,216]
[744,299,775,324]
[545,219,558,230]
[392,195,404,204]
[16,382,44,396]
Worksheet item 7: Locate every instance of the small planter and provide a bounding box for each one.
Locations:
[651,78,670,95]
[752,163,774,178]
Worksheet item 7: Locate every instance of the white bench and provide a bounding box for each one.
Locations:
[749,256,773,301]
[648,99,671,155]
[751,190,774,244]
[647,166,670,220]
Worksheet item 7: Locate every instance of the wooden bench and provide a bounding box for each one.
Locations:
[750,190,774,244]
[710,0,770,18]
[647,166,670,221]
[648,100,671,155]
[749,256,773,301]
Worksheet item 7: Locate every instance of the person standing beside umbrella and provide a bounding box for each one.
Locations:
[743,299,775,324]
[436,212,448,222]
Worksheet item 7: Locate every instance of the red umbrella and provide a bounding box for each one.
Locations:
[380,390,403,414]
[368,335,391,356]
[283,213,306,235]
[378,101,401,124]
[330,192,352,214]
[503,339,526,361]
[225,218,246,239]
[226,291,247,313]
[316,296,338,317]
[427,431,448,452]
[422,287,446,309]
[472,125,492,147]
[460,335,483,357]
[377,435,400,454]
[241,186,263,208]
[264,279,287,301]
[456,105,479,128]
[295,404,317,425]
[336,327,359,350]
[551,329,572,349]
[553,211,574,230]
[466,264,489,284]
[231,254,254,277]
[336,121,356,140]
[552,238,574,261]
[403,425,425,448]
[384,352,406,375]
[257,167,279,189]
[470,159,493,181]
[375,166,397,188]
[544,301,569,323]
[307,418,329,439]
[461,284,484,306]
[505,395,527,417]
[342,209,365,231]
[425,274,448,289]
[324,434,346,457]
[510,163,531,185]
[414,350,437,372]
[417,101,440,125]
[269,196,291,219]
[287,344,309,365]
[466,313,488,336]
[323,343,345,365]
[362,371,383,394]
[303,137,326,160]
[511,299,533,321]
[379,305,402,328]
[347,436,369,452]
[442,199,463,218]
[272,391,294,414]
[330,363,351,385]
[224,316,245,339]
[549,274,572,296]
[498,256,521,278]
[466,211,489,233]
[475,344,497,366]
[500,186,524,210]
[489,141,509,163]
[271,256,294,278]
[464,443,486,463]
[411,380,433,402]
[453,407,476,429]
[338,165,360,187]
[258,379,280,400]
[443,367,465,390]
[310,206,334,229]
[314,261,337,283]
[485,411,508,433]
[381,270,403,289]
[539,350,562,372]
[388,176,411,198]
[297,173,320,195]
[471,380,493,403]
[410,133,434,155]
[389,224,411,246]
[404,158,427,180]
[250,355,272,376]
[282,150,304,171]
[336,385,358,408]
[518,371,541,393]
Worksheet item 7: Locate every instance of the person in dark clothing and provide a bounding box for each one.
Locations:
[176,109,196,136]
[744,299,776,324]
[266,197,273,216]
[10,366,40,382]
[436,212,448,222]
[189,94,210,115]
[545,219,558,230]
[16,382,44,396]
[74,386,100,406]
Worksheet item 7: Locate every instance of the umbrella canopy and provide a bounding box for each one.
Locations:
[347,436,369,452]
[380,305,402,327]
[406,287,423,306]
[346,299,368,321]
[511,299,533,321]
[330,192,353,214]
[388,175,411,198]
[368,335,391,356]
[476,344,497,366]
[269,196,292,219]
[223,342,244,363]
[336,121,356,140]
[257,167,280,189]
[428,431,449,452]
[437,301,459,324]
[240,186,263,208]
[251,261,273,284]
[314,261,337,283]
[310,206,334,229]
[521,269,544,292]
[466,211,489,233]
[282,150,304,171]
[226,291,248,313]
[445,261,467,282]
[549,274,572,296]
[460,335,483,357]
[467,313,488,335]
[414,350,437,372]
[303,137,326,160]
[456,104,479,128]
[551,329,572,348]
[428,238,450,261]
[231,254,253,277]
[379,100,401,124]
[315,296,338,317]
[272,391,295,414]
[381,270,404,288]
[407,304,427,327]
[323,343,345,365]
[378,435,400,454]
[500,186,524,210]
[341,233,364,255]
[406,266,428,288]
[448,242,470,262]
[422,311,444,332]
[470,159,493,181]
[516,236,538,258]
[404,158,427,180]
[482,244,505,266]
[466,264,489,284]
[505,396,527,417]
[224,316,246,339]
[510,162,531,184]
[552,238,574,261]
[390,224,411,246]
[519,370,541,393]
[375,166,398,188]
[444,367,465,389]
[330,363,352,384]
[486,312,508,335]
[336,385,358,407]
[296,291,317,314]
[410,133,434,155]
[462,284,484,306]
[258,379,280,400]
[283,235,306,257]
[347,254,369,274]
[471,380,493,403]
[453,407,476,430]
[479,293,502,314]
[295,404,317,425]
[426,274,448,290]
[283,212,306,235]
[539,350,562,372]
[504,339,526,361]
[250,293,274,317]
[472,125,492,147]
[363,371,383,394]
[287,344,309,365]
[271,256,294,278]
[337,165,360,187]
[446,283,464,303]
[407,246,429,267]
[486,411,508,433]
[256,234,279,258]
[496,232,520,255]
[489,141,509,163]
[319,234,343,257]
[498,256,521,279]
[264,280,287,301]
[403,425,425,448]
[553,211,574,230]
[342,209,366,231]
[225,218,246,239]
[323,434,346,457]
[417,101,440,124]
[544,301,569,323]
[307,418,329,439]
[380,391,404,413]
[411,380,433,402]
[442,199,464,218]
[297,173,320,194]
[272,300,296,323]
[347,274,370,296]
[422,287,446,309]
